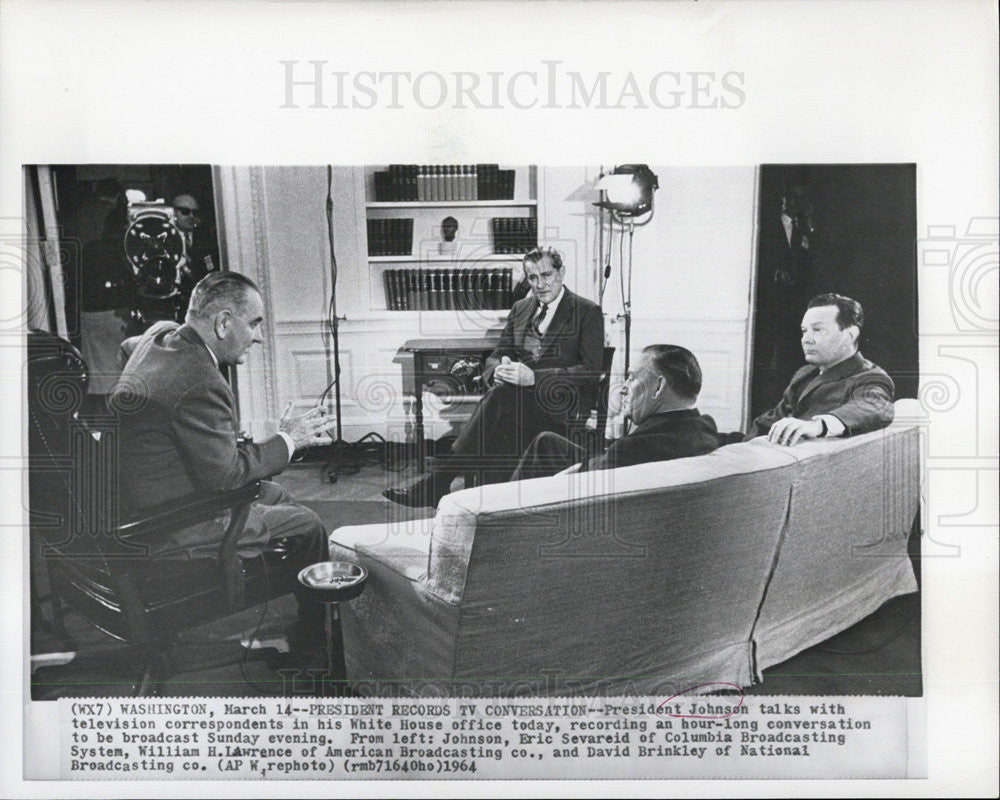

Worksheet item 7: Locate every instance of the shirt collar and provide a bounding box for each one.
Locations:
[181,323,220,368]
[539,285,566,315]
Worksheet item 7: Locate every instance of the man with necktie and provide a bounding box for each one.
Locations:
[747,293,895,446]
[173,193,221,296]
[384,246,605,507]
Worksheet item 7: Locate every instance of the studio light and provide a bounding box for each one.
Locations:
[595,164,659,216]
[594,163,660,424]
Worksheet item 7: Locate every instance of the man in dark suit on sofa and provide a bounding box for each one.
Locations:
[112,272,337,656]
[510,344,719,480]
[747,293,895,446]
[384,246,605,507]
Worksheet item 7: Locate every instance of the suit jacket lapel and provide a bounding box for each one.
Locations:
[538,290,574,353]
[513,297,540,349]
[797,352,865,404]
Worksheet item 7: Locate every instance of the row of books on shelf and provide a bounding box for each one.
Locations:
[383,268,515,311]
[366,218,413,256]
[368,217,536,258]
[373,164,516,202]
[490,217,538,254]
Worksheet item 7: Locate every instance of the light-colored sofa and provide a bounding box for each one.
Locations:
[329,409,920,697]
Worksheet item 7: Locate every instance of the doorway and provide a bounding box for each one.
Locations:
[25,164,223,414]
[749,164,919,423]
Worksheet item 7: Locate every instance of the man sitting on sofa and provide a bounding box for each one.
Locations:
[510,344,719,480]
[746,292,895,446]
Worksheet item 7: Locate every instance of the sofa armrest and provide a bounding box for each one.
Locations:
[329,519,436,585]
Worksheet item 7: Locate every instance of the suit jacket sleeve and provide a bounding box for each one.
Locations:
[585,436,644,472]
[747,365,896,439]
[119,320,169,370]
[171,378,290,492]
[824,370,895,435]
[746,381,799,440]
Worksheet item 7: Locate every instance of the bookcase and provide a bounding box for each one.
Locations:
[365,165,538,312]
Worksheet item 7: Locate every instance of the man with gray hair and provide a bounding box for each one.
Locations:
[511,344,719,480]
[114,271,335,557]
[113,271,336,660]
[384,246,605,506]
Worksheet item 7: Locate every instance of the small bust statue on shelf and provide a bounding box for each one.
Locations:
[438,215,459,255]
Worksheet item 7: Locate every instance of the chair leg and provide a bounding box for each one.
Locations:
[136,659,162,696]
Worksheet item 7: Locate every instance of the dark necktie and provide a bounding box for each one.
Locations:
[531,303,548,336]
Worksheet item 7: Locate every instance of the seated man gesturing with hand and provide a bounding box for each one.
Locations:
[113,271,338,664]
[384,246,604,507]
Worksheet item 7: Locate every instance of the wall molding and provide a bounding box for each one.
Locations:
[247,167,279,422]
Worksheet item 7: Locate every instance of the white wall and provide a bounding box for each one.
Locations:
[602,166,758,432]
[221,165,757,440]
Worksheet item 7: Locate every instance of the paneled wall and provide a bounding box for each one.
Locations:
[217,165,757,442]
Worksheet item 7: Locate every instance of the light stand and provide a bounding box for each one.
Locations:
[623,216,635,379]
[321,165,350,481]
[320,166,388,483]
[594,164,659,381]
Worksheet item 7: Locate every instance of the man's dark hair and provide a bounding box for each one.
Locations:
[642,344,702,401]
[188,271,260,319]
[523,246,564,272]
[807,293,864,331]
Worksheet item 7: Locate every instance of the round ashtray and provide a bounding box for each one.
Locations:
[297,561,368,603]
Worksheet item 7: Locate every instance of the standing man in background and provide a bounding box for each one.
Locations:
[172,193,221,292]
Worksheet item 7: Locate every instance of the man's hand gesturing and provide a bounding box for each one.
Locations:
[280,403,337,450]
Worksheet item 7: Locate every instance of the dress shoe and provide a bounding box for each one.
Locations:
[382,485,435,508]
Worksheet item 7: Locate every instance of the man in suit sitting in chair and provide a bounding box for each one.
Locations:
[510,344,720,480]
[113,271,337,663]
[384,246,605,507]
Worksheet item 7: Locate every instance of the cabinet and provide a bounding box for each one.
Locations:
[364,165,537,312]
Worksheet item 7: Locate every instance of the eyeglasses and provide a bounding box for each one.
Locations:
[175,207,199,217]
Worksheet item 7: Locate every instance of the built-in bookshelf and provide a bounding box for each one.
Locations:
[365,165,537,312]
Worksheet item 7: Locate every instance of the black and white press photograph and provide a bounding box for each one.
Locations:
[2,0,996,795]
[25,163,923,701]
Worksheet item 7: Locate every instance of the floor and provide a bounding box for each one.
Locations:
[30,453,922,700]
